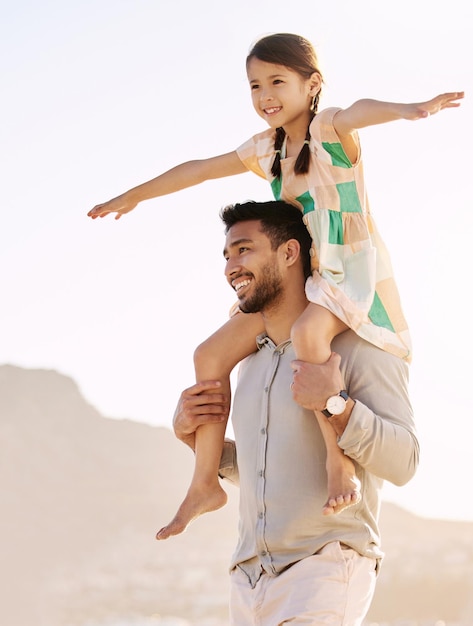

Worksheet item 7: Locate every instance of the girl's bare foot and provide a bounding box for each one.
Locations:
[322,453,361,516]
[156,483,227,540]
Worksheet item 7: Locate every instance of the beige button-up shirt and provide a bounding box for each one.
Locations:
[220,330,419,587]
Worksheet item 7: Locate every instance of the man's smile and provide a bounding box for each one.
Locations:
[233,277,252,295]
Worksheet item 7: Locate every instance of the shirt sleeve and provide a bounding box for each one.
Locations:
[336,334,420,485]
[310,107,362,167]
[236,129,275,180]
[218,438,239,486]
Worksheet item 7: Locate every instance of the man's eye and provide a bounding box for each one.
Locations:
[239,247,249,254]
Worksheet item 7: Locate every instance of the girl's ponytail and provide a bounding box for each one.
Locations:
[294,91,319,175]
[271,127,286,178]
[271,91,319,178]
[294,120,313,175]
[272,110,315,178]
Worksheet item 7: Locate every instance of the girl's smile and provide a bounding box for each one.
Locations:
[247,58,320,136]
[264,106,283,117]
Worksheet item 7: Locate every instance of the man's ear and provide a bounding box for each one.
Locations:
[281,239,301,266]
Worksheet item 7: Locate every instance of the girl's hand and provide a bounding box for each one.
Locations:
[87,192,138,220]
[405,91,464,121]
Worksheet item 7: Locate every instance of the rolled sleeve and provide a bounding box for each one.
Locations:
[335,332,420,486]
[219,438,239,486]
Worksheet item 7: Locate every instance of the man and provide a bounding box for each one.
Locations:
[171,200,419,625]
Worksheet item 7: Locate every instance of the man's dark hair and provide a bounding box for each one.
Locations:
[220,200,312,280]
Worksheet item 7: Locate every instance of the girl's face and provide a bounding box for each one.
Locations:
[247,57,320,132]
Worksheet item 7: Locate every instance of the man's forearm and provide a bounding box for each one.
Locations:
[338,400,419,485]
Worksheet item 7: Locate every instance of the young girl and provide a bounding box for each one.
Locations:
[88,33,463,539]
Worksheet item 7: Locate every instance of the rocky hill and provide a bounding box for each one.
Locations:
[1,364,472,625]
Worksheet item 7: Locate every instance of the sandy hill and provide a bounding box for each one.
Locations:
[1,364,472,626]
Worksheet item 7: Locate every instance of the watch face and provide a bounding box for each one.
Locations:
[326,394,346,415]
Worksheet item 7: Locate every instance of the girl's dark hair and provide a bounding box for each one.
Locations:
[220,200,313,280]
[246,33,323,178]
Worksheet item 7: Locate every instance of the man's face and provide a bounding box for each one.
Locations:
[223,220,284,314]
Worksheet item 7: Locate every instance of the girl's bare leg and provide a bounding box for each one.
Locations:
[291,303,361,515]
[156,312,265,539]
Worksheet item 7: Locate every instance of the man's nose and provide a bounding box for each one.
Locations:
[225,258,241,279]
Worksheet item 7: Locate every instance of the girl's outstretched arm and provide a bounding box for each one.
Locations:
[334,91,464,136]
[88,150,247,220]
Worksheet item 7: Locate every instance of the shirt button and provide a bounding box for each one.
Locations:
[259,512,264,519]
[260,428,266,435]
[261,551,267,557]
[259,470,264,477]
[264,386,269,392]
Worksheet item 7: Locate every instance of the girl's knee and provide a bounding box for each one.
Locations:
[193,337,219,370]
[291,314,314,346]
[193,336,236,379]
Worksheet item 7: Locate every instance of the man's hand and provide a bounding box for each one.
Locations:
[291,353,355,437]
[290,352,345,412]
[173,381,230,450]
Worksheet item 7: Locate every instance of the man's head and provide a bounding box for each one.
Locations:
[221,200,312,314]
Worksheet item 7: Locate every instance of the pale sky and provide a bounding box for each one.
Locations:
[2,0,472,522]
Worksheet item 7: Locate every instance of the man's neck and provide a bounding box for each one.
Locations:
[261,289,308,346]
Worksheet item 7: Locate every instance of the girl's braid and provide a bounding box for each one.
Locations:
[271,89,319,178]
[270,126,286,178]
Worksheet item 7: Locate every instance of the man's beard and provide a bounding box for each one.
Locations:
[238,263,284,314]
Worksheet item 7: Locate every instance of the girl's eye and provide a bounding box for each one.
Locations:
[251,84,260,90]
[273,79,283,85]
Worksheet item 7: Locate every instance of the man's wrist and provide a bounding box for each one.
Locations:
[326,397,355,437]
[322,390,349,418]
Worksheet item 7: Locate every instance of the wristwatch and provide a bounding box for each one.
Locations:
[322,390,349,418]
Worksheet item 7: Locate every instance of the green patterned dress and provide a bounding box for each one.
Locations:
[236,107,411,361]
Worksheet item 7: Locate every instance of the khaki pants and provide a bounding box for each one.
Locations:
[230,542,377,625]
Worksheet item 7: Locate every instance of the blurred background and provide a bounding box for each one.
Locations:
[1,1,472,624]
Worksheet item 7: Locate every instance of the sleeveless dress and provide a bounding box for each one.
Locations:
[236,107,411,362]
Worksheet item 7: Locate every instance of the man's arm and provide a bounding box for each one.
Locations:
[291,338,419,486]
[291,352,351,435]
[172,380,229,450]
[172,380,239,484]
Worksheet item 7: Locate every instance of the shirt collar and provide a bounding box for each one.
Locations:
[256,334,292,354]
